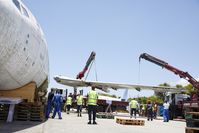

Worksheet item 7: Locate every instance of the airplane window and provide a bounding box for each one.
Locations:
[21,6,29,18]
[12,0,21,12]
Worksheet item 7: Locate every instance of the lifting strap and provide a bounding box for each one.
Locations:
[85,59,98,81]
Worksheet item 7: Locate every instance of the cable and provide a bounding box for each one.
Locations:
[94,59,98,81]
[138,60,141,85]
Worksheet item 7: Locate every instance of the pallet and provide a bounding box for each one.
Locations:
[96,114,114,119]
[16,103,31,121]
[186,119,199,128]
[0,104,9,121]
[116,118,145,126]
[0,102,45,122]
[30,104,44,122]
[186,111,199,128]
[186,112,199,120]
[186,127,199,133]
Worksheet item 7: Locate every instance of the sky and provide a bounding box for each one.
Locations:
[23,0,199,98]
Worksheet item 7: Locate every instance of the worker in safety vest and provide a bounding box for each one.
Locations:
[87,86,98,124]
[153,102,158,119]
[77,93,83,117]
[141,104,146,117]
[66,93,72,114]
[129,98,138,119]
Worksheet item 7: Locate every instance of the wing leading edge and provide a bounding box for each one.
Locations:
[54,75,186,93]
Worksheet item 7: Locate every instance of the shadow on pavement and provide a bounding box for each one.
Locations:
[0,120,46,133]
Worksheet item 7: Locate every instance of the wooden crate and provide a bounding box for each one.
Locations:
[186,127,199,133]
[116,118,145,126]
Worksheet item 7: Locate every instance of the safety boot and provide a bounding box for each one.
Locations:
[93,121,97,124]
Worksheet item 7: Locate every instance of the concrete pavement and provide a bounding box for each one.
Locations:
[0,112,186,133]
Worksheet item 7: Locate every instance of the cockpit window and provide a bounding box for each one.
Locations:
[12,0,21,12]
[21,6,29,18]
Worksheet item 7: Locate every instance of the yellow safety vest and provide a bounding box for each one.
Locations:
[66,97,72,105]
[142,104,146,110]
[130,100,138,109]
[87,90,98,105]
[77,95,83,105]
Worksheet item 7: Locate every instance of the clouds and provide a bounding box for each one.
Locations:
[174,78,199,86]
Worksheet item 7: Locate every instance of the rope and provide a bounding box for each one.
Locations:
[138,60,141,85]
[94,59,98,81]
[84,58,98,82]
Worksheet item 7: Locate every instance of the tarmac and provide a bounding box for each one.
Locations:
[0,112,186,133]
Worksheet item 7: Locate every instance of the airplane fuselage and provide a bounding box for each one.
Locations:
[0,0,49,90]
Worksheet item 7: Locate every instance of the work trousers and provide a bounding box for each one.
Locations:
[52,104,62,119]
[46,100,52,118]
[147,109,153,121]
[88,105,96,121]
[77,105,82,114]
[67,105,71,112]
[163,109,169,122]
[153,110,157,119]
[130,108,137,118]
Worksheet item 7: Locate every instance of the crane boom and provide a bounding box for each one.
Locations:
[73,51,96,100]
[76,51,96,79]
[139,53,199,91]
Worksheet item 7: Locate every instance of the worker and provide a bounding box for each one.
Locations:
[140,104,146,117]
[147,101,153,121]
[153,102,158,119]
[163,100,170,122]
[87,86,98,124]
[46,89,54,118]
[66,93,72,114]
[76,93,83,117]
[129,98,138,119]
[52,90,63,119]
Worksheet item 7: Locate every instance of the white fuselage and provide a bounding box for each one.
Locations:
[0,0,49,90]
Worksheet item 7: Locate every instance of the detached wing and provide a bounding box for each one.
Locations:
[54,75,186,93]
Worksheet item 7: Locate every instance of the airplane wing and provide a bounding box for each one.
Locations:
[54,75,186,93]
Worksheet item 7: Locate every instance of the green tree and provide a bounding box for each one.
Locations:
[128,96,163,104]
[184,84,195,94]
[176,84,183,88]
[155,82,171,101]
[159,83,171,87]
